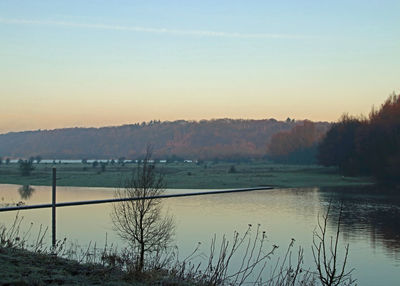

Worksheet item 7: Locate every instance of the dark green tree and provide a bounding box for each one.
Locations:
[228,165,237,173]
[19,159,35,176]
[118,157,126,165]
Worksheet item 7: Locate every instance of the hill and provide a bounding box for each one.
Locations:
[0,119,330,160]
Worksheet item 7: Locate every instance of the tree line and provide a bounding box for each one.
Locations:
[0,118,329,161]
[318,93,400,183]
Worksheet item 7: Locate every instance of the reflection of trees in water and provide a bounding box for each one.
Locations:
[18,185,35,200]
[318,186,400,256]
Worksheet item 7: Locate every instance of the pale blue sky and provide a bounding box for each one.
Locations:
[0,0,399,132]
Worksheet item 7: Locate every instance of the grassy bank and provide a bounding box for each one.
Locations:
[0,247,132,286]
[0,161,373,189]
[0,246,197,286]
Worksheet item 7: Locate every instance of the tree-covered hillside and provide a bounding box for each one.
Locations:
[0,118,330,160]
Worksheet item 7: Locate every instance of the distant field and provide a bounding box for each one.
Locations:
[0,161,373,189]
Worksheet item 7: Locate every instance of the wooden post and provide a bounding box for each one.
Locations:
[52,167,56,250]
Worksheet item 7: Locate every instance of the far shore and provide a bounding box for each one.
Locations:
[0,161,373,189]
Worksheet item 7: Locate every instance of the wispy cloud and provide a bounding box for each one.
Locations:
[0,17,309,39]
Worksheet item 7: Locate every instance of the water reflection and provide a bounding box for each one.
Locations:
[18,184,35,200]
[318,186,400,258]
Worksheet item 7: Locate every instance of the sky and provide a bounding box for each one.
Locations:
[0,0,399,133]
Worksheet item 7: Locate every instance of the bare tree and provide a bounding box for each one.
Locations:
[312,203,355,286]
[111,146,174,272]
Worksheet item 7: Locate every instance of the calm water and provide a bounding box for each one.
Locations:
[0,184,399,285]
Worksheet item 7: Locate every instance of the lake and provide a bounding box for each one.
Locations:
[0,184,399,285]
